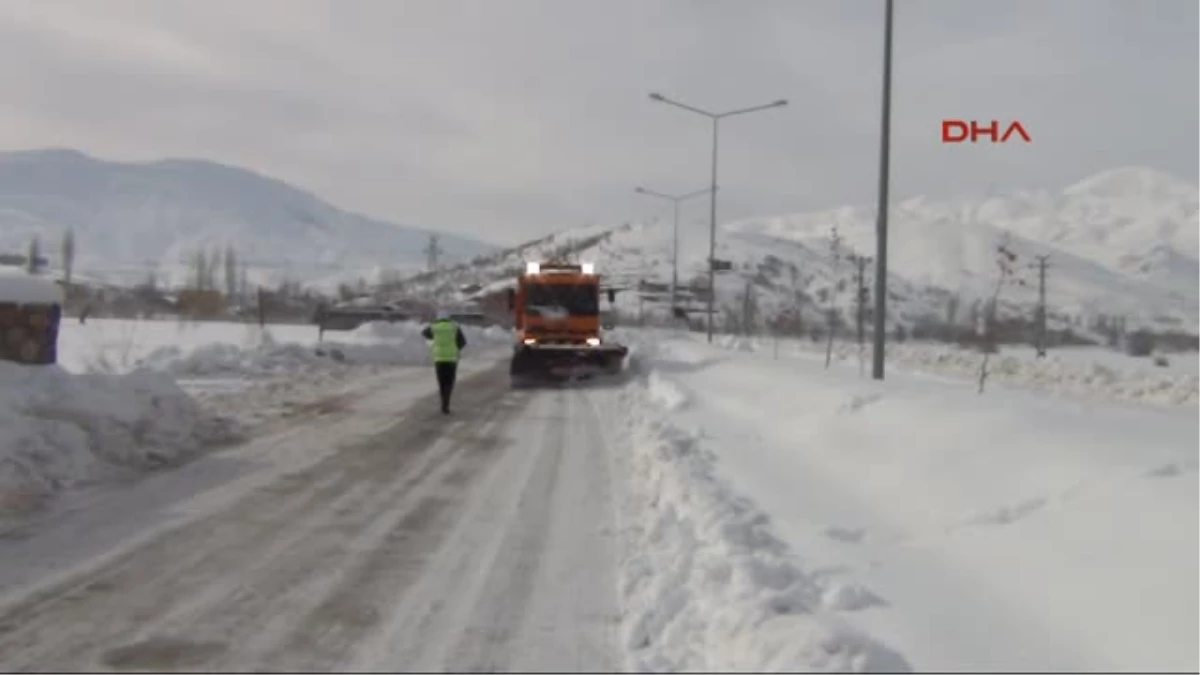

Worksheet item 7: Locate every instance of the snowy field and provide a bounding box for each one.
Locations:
[609,332,1197,671]
[56,317,504,377]
[667,329,1197,407]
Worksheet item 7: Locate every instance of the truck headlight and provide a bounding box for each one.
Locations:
[586,337,601,346]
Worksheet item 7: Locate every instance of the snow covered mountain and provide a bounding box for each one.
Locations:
[409,167,1199,335]
[0,149,497,289]
[726,167,1198,326]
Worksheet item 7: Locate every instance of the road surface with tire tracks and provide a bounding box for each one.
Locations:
[0,360,624,672]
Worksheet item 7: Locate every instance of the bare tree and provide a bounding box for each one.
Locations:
[740,277,758,336]
[207,247,222,291]
[845,254,873,376]
[945,294,960,328]
[61,229,76,286]
[191,250,208,290]
[978,241,1023,394]
[785,263,808,338]
[140,268,159,300]
[27,236,41,275]
[224,245,238,300]
[825,226,842,368]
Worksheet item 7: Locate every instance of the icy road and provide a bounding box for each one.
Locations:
[0,362,622,672]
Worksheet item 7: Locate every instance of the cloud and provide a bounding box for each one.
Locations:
[0,0,1194,245]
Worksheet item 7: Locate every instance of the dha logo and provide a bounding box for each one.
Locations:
[942,120,1032,144]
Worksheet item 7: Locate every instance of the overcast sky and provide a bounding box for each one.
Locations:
[1,0,1195,245]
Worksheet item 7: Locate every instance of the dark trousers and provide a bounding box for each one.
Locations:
[435,361,458,411]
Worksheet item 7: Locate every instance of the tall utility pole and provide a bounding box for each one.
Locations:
[1033,254,1050,358]
[649,92,788,344]
[871,0,894,381]
[635,186,712,314]
[424,234,443,272]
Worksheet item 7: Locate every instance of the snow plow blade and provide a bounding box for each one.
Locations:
[509,343,628,387]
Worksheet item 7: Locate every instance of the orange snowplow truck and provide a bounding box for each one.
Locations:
[506,261,628,387]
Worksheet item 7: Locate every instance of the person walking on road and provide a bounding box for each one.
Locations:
[422,310,467,414]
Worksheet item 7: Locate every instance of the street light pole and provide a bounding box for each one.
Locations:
[871,0,894,380]
[635,185,712,316]
[650,92,788,343]
[707,117,719,343]
[673,198,680,308]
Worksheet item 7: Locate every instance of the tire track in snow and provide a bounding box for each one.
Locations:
[132,399,517,673]
[440,389,567,672]
[347,386,621,673]
[240,393,531,671]
[0,364,520,671]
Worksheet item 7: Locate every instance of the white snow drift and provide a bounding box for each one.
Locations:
[60,318,512,378]
[0,362,237,518]
[598,360,911,672]
[622,333,1197,672]
[2,318,514,517]
[698,331,1199,407]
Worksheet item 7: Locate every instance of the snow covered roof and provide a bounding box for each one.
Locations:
[473,278,516,296]
[0,272,63,305]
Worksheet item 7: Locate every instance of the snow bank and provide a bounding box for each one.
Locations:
[896,346,1198,405]
[646,371,689,412]
[0,272,62,305]
[624,334,1198,671]
[348,319,511,347]
[0,362,238,517]
[129,321,511,379]
[604,374,910,672]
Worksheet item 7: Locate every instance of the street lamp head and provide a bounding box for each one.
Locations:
[773,99,789,107]
[634,187,646,193]
[649,92,665,101]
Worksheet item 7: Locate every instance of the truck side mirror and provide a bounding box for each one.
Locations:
[506,288,515,310]
[607,289,616,304]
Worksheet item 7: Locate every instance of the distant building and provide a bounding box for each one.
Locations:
[177,289,224,318]
[0,272,63,365]
[1122,329,1155,357]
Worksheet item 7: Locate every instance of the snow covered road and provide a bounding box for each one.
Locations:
[0,361,622,672]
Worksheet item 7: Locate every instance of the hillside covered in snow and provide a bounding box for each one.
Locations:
[0,149,498,290]
[407,167,1199,337]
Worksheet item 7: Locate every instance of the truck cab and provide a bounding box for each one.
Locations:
[506,261,626,384]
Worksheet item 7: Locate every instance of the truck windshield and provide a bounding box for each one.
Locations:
[526,284,598,317]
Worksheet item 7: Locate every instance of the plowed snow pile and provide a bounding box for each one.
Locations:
[599,360,911,672]
[616,332,1197,672]
[0,362,238,518]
